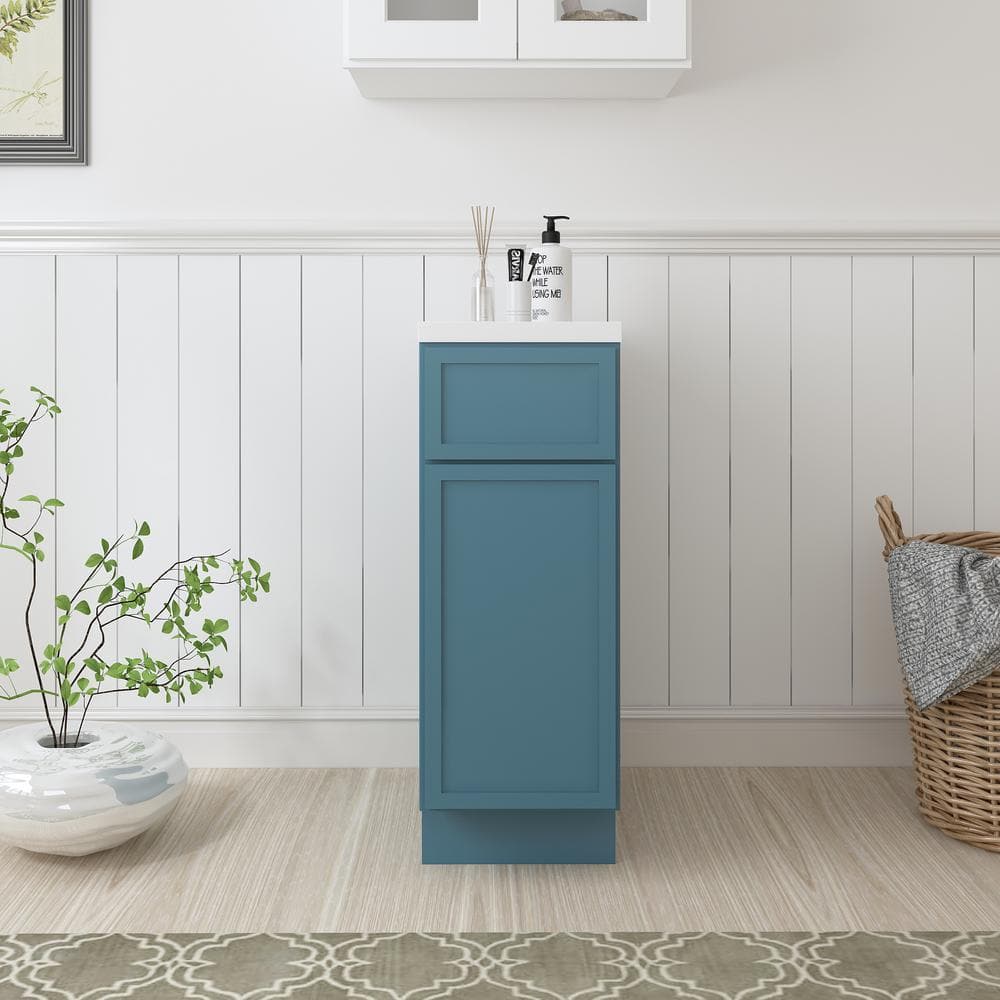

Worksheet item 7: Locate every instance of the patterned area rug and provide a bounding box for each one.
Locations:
[1,932,998,998]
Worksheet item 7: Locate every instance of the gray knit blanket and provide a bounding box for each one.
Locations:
[888,540,1000,709]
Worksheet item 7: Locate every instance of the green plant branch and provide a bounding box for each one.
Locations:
[64,560,232,685]
[24,554,56,740]
[1,385,269,747]
[57,531,127,652]
[0,0,58,63]
[0,686,59,702]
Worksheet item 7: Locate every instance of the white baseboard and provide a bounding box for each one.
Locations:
[0,707,911,767]
[622,709,911,767]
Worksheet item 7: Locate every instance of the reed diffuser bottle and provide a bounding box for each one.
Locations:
[471,205,495,321]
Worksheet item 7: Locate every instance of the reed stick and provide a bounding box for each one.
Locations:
[471,205,495,287]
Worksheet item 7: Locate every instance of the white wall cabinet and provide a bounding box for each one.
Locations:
[344,1,690,99]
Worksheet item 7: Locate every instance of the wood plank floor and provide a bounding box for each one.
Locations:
[1,768,998,932]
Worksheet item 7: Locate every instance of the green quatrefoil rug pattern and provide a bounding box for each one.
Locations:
[1,932,999,999]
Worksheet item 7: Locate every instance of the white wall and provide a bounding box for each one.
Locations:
[1,0,994,765]
[2,0,999,225]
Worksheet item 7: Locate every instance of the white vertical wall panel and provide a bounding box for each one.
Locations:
[912,256,975,533]
[2,246,997,723]
[363,255,424,706]
[117,256,179,709]
[177,256,240,708]
[53,256,117,714]
[240,256,302,708]
[852,256,912,706]
[791,256,853,706]
[573,255,608,321]
[667,255,730,706]
[976,257,1000,530]
[730,256,791,706]
[302,255,363,707]
[0,257,55,714]
[609,256,669,707]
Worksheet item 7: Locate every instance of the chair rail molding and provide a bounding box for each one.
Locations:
[2,221,1000,254]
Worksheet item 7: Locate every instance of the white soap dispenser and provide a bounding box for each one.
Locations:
[530,215,573,322]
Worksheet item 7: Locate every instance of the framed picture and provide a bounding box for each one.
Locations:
[0,0,85,163]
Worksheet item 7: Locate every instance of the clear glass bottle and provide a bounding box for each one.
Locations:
[471,268,495,322]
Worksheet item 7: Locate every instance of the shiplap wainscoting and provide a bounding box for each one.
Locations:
[1,238,992,765]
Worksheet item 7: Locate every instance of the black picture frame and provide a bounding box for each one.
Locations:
[0,0,86,164]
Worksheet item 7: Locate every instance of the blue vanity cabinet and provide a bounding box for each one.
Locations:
[420,341,620,864]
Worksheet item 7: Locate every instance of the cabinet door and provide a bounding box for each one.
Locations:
[346,0,517,61]
[519,0,688,62]
[421,464,619,810]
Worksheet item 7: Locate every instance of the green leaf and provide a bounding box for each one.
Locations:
[17,494,39,504]
[98,585,113,604]
[74,600,91,615]
[85,553,102,568]
[42,498,63,509]
[132,538,144,560]
[54,594,71,612]
[138,520,150,537]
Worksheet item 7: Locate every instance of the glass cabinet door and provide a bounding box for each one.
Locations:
[347,0,517,61]
[519,0,688,61]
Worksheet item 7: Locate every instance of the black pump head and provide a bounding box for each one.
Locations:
[542,215,569,244]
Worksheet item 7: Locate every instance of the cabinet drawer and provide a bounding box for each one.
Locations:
[421,343,618,461]
[420,463,619,811]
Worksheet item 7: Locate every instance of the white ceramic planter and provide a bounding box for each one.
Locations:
[0,722,188,856]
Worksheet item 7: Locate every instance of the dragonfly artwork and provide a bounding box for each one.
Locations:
[0,1,62,136]
[0,0,84,163]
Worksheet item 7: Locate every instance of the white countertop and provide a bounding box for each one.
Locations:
[419,321,622,344]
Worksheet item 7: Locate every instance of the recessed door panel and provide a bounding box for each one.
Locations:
[421,464,618,810]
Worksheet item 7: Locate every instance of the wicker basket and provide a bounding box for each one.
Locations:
[876,495,1000,851]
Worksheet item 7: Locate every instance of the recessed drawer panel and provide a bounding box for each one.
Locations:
[421,343,618,461]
